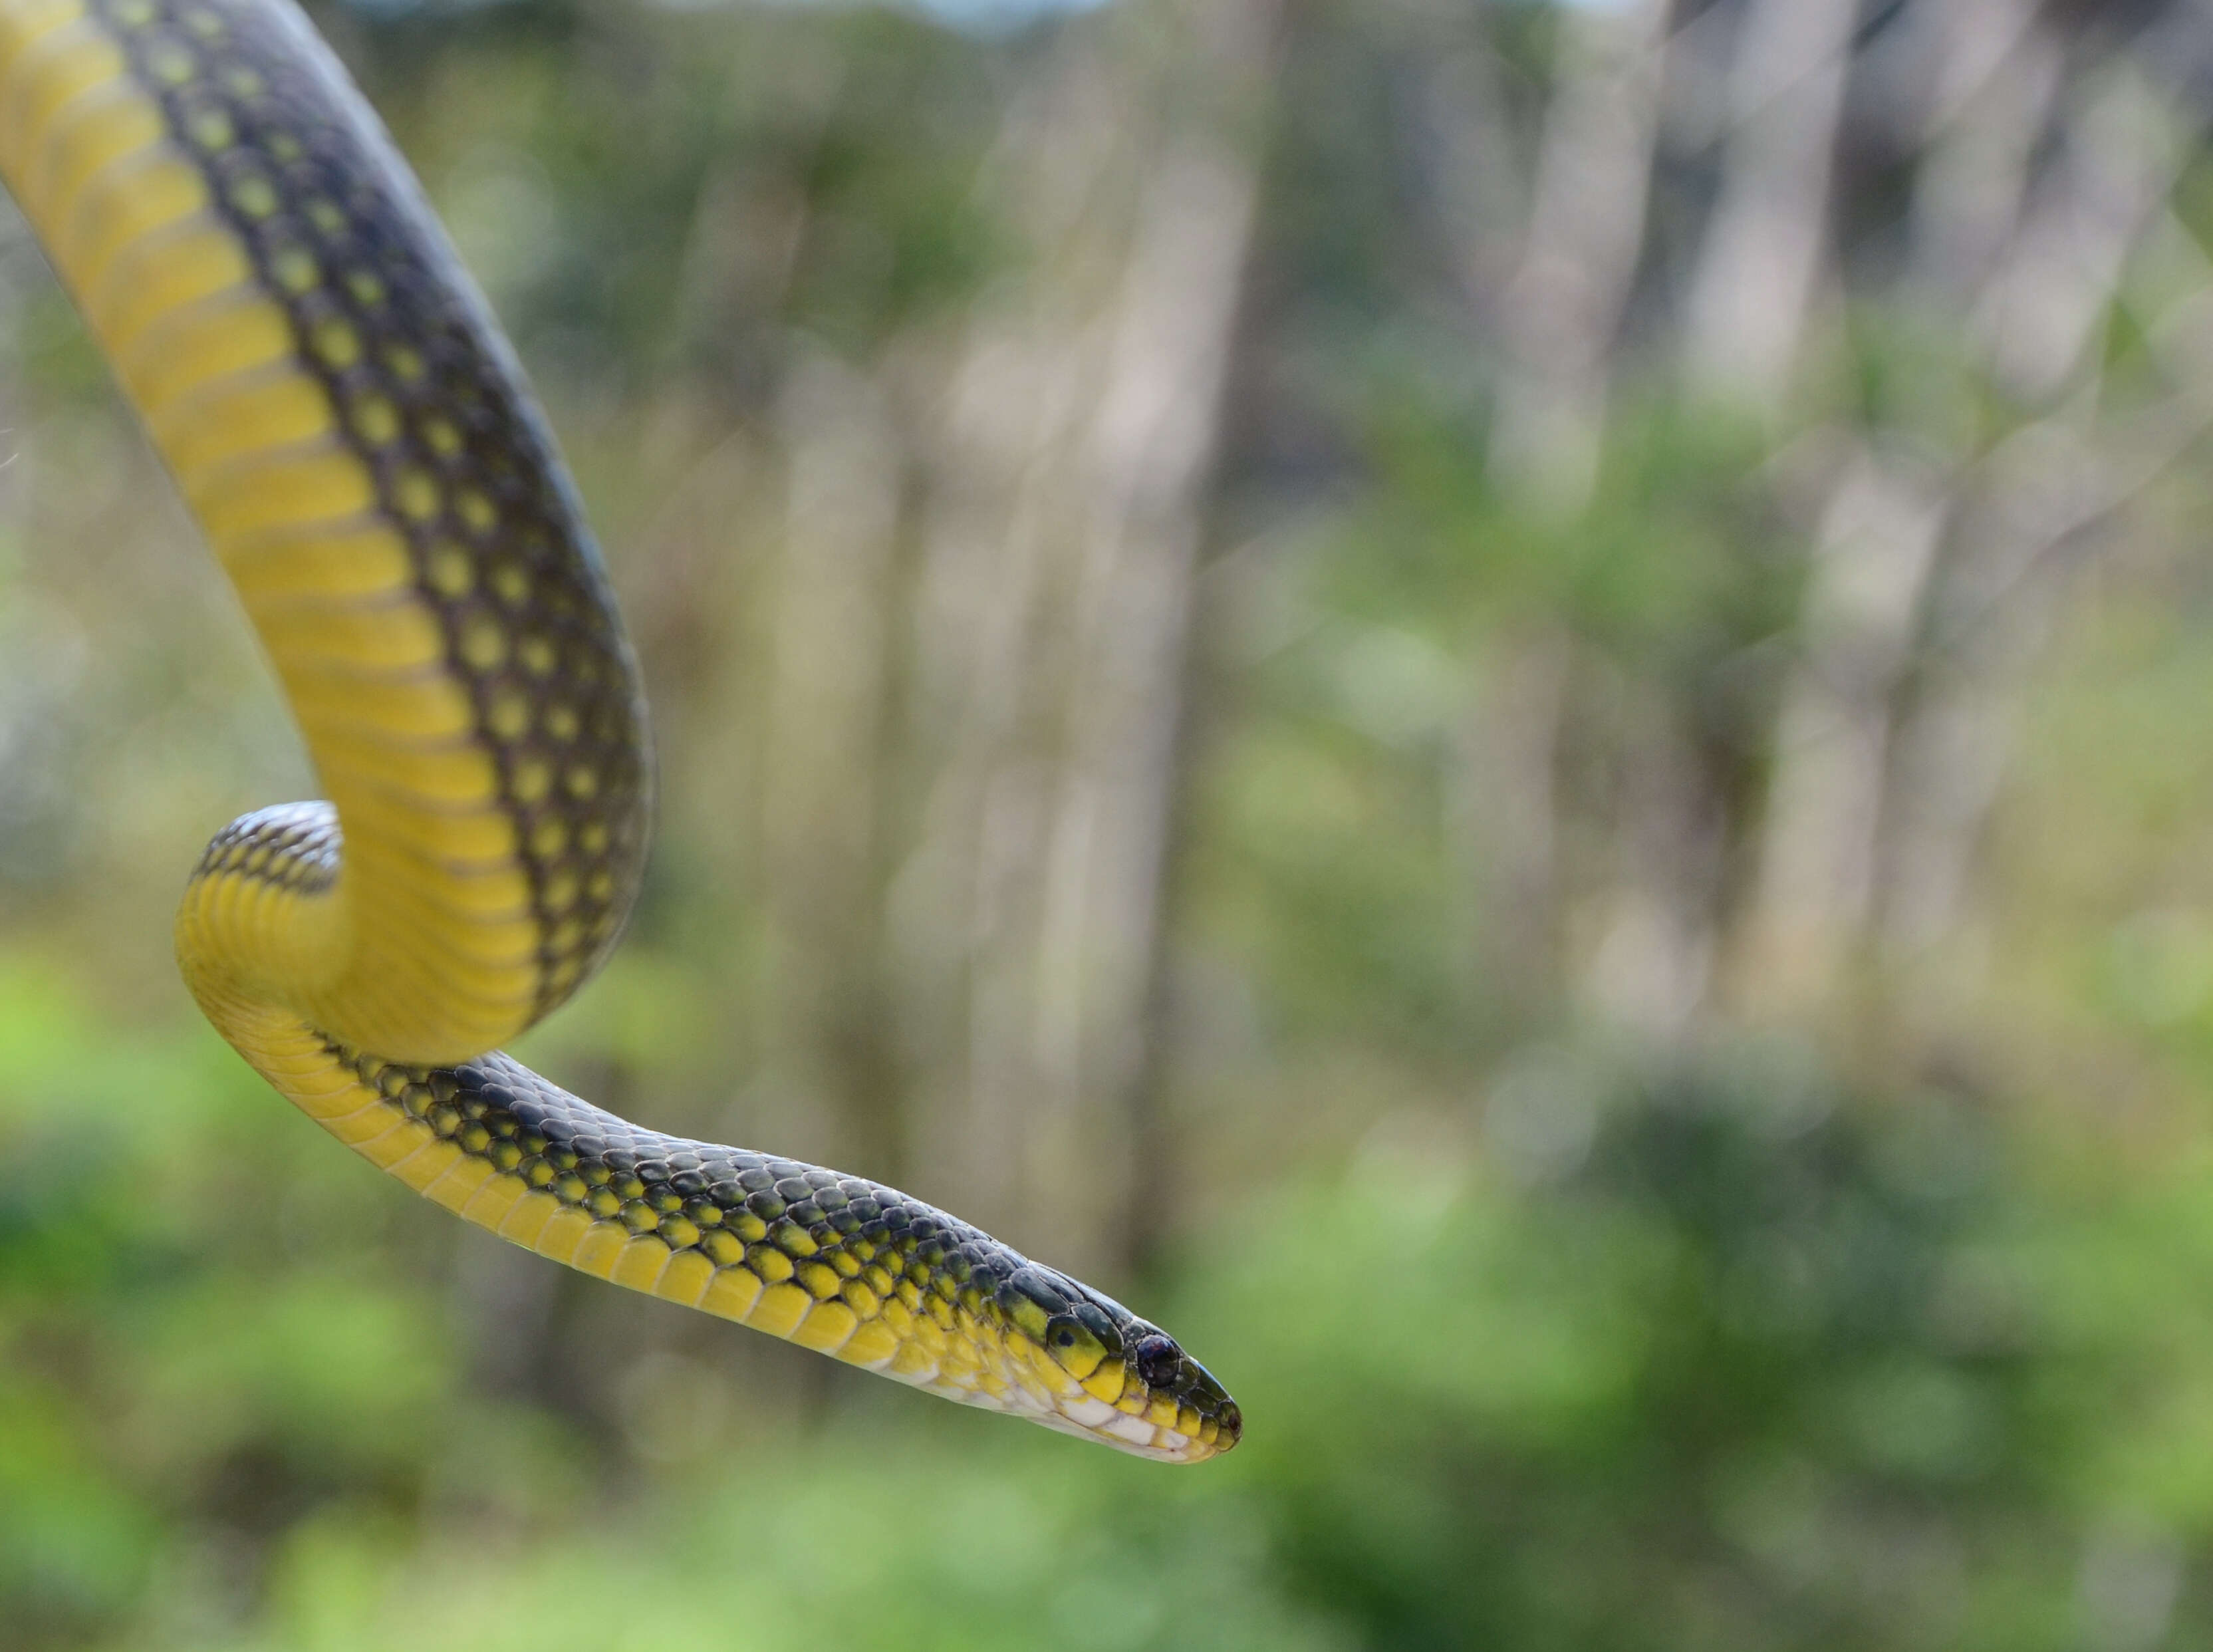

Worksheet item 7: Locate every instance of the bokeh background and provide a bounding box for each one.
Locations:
[15,0,2213,1645]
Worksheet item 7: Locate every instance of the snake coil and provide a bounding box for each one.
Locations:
[0,0,1237,1462]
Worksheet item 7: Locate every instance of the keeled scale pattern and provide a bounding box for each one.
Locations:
[192,799,339,896]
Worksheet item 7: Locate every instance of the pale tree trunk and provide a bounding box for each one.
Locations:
[753,354,906,1176]
[1732,0,2063,1016]
[1584,666,1728,1038]
[1488,0,1671,513]
[1450,0,1668,1025]
[1880,47,2202,974]
[1738,449,1951,1012]
[1451,633,1571,1028]
[1680,0,1860,410]
[1903,0,2057,302]
[892,0,1279,1280]
[1569,0,1860,1035]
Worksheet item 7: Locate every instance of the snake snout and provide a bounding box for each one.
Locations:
[993,1268,1239,1460]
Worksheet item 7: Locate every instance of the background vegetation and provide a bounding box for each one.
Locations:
[14,0,2213,1645]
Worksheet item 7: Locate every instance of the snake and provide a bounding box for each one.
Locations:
[0,0,1238,1462]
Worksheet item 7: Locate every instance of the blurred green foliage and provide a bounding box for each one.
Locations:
[26,955,2213,1649]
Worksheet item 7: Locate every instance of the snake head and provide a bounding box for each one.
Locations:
[996,1266,1240,1463]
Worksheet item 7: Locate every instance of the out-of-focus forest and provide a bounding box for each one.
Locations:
[21,0,2213,1644]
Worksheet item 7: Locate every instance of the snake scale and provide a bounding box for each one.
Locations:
[0,0,1237,1461]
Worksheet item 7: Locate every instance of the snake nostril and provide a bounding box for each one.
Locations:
[1132,1333,1181,1388]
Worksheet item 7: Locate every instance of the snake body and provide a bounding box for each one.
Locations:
[0,0,1237,1462]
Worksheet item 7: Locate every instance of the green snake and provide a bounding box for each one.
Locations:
[0,0,1237,1462]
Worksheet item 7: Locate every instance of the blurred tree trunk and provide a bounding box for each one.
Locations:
[755,355,906,1176]
[888,0,1280,1280]
[1444,0,1668,1030]
[1733,0,2054,1014]
[1740,448,1950,1013]
[1681,0,1859,409]
[1488,0,1670,513]
[1740,11,2204,1020]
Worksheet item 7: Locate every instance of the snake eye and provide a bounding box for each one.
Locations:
[1043,1314,1106,1378]
[1132,1333,1181,1389]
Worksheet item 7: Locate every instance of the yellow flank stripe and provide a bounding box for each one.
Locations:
[253,595,447,672]
[0,0,83,90]
[656,1251,716,1309]
[239,1028,340,1079]
[570,1221,627,1280]
[200,859,529,982]
[354,1117,436,1172]
[750,1282,811,1339]
[330,787,518,853]
[188,440,377,539]
[389,1137,462,1193]
[88,217,252,359]
[422,1153,497,1212]
[312,733,505,809]
[611,1239,672,1294]
[67,149,207,286]
[519,1212,588,1270]
[263,1064,360,1108]
[332,792,520,870]
[839,1319,901,1369]
[325,974,537,1060]
[457,1168,526,1225]
[31,78,158,224]
[888,1341,937,1380]
[157,368,336,475]
[327,926,537,1021]
[180,875,325,998]
[0,20,119,184]
[308,1090,392,1133]
[497,1191,563,1248]
[323,1100,410,1147]
[122,289,291,416]
[282,671,481,745]
[324,869,539,958]
[702,1266,764,1323]
[792,1301,858,1355]
[222,519,416,599]
[374,825,513,916]
[262,1053,359,1095]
